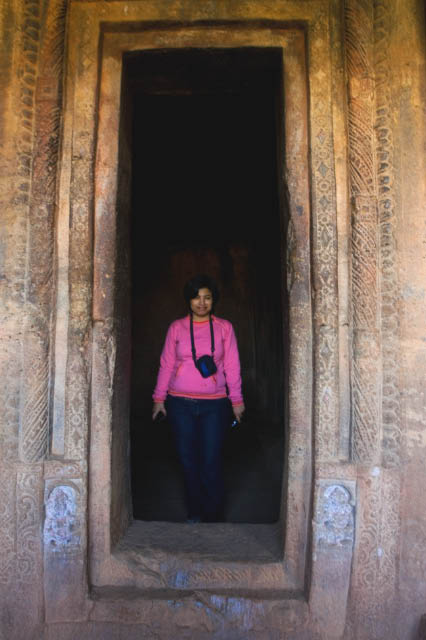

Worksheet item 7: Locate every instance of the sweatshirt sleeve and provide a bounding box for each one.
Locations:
[153,322,177,402]
[223,321,244,406]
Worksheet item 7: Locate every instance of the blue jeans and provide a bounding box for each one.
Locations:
[166,395,231,521]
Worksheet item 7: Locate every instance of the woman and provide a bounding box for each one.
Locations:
[152,274,245,523]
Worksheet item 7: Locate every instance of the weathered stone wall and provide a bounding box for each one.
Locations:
[0,0,68,637]
[0,0,425,638]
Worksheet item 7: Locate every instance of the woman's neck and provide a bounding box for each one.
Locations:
[191,313,211,323]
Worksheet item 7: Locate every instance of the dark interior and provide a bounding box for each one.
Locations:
[124,48,287,523]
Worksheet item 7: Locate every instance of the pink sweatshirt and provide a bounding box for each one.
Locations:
[153,315,244,406]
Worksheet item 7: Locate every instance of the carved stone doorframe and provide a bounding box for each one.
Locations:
[90,24,312,594]
[52,0,345,604]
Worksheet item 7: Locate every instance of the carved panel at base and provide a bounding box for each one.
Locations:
[348,468,400,638]
[315,483,355,548]
[310,480,356,637]
[16,467,43,581]
[44,485,80,553]
[0,464,43,584]
[44,480,84,556]
[0,465,16,584]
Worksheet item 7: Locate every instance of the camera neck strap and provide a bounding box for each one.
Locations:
[190,314,215,366]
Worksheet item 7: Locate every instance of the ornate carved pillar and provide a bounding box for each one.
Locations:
[19,0,68,462]
[374,0,401,468]
[344,1,402,636]
[345,0,381,464]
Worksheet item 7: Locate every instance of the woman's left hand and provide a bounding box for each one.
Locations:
[232,404,245,423]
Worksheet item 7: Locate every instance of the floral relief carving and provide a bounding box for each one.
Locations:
[309,16,340,462]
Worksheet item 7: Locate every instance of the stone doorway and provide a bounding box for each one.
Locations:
[126,48,286,524]
[51,21,315,592]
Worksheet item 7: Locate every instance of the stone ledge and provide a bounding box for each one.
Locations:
[88,585,309,633]
[90,585,305,602]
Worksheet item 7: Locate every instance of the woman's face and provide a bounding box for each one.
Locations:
[190,287,213,319]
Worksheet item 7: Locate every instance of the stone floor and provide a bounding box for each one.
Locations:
[116,519,283,563]
[130,413,284,524]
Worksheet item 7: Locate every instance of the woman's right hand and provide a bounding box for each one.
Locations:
[152,401,166,421]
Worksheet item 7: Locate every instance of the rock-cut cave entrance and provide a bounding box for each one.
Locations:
[121,48,287,525]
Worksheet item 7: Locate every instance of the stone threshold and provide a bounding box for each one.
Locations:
[99,520,294,593]
[90,585,305,602]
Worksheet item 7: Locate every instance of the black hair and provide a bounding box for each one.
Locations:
[183,274,220,311]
